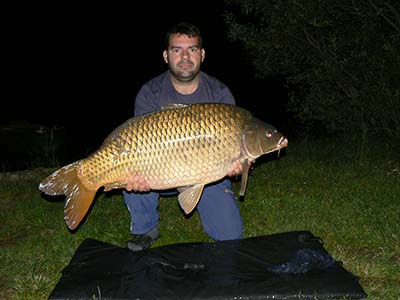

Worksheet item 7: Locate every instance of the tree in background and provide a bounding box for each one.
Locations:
[224,0,399,154]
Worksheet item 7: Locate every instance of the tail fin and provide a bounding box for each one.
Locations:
[39,161,97,230]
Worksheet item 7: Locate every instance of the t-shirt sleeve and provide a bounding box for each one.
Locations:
[203,73,236,105]
[219,85,236,105]
[134,85,160,117]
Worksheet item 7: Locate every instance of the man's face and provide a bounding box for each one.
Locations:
[163,33,205,82]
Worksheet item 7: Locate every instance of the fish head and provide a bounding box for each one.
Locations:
[242,119,288,160]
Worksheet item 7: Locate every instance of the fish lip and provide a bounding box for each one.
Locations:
[242,135,288,158]
[263,136,288,155]
[278,136,288,148]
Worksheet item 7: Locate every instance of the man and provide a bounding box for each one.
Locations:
[124,22,245,251]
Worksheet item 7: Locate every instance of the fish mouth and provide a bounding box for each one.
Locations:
[264,136,288,156]
[276,136,288,157]
[278,136,288,148]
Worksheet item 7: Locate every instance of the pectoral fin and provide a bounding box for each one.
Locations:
[178,184,205,214]
[239,159,251,196]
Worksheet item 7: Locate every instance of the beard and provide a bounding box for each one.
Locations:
[169,60,201,82]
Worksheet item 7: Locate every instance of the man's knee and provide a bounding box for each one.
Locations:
[209,219,243,241]
[198,181,243,240]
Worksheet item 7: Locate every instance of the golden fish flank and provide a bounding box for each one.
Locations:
[39,103,288,230]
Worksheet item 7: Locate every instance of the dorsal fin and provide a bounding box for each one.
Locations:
[161,103,189,110]
[102,104,188,145]
[102,115,141,145]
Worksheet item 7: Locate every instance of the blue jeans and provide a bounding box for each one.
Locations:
[123,179,243,241]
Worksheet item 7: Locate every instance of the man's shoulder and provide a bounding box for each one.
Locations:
[199,72,235,104]
[143,71,169,88]
[200,71,228,89]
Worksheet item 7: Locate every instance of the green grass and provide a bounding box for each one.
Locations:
[0,138,399,299]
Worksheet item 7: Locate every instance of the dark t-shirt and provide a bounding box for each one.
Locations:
[134,71,235,116]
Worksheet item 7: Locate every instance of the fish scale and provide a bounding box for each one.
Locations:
[99,105,240,188]
[39,103,288,230]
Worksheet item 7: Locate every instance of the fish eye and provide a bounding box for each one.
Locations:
[266,131,273,138]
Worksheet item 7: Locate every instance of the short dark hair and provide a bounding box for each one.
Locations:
[165,22,203,49]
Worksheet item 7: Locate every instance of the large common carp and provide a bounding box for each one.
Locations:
[39,103,288,230]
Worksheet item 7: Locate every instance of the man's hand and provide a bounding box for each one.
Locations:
[227,159,253,177]
[125,175,151,192]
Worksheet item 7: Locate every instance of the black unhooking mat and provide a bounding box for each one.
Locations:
[48,231,367,300]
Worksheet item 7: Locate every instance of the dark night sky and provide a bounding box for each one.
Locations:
[3,2,288,156]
